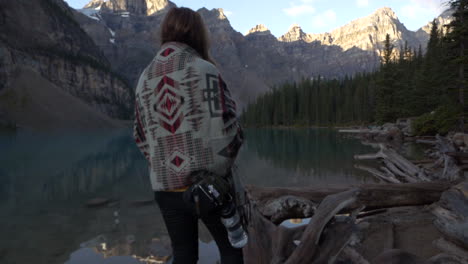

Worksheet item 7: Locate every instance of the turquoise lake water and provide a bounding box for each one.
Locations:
[0,128,382,264]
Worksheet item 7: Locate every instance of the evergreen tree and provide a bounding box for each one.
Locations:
[412,20,449,115]
[446,0,468,131]
[375,34,398,123]
[241,12,466,134]
[382,34,394,65]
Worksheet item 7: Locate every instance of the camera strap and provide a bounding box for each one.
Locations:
[184,171,232,217]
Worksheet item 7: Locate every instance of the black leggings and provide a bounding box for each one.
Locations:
[154,191,244,264]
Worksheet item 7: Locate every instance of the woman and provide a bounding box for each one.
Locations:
[133,7,244,264]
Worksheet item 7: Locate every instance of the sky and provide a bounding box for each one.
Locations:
[65,0,450,37]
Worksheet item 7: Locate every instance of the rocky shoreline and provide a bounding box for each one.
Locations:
[240,120,467,263]
[333,120,467,263]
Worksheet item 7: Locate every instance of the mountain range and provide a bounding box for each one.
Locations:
[0,0,453,129]
[0,0,133,129]
[75,0,453,104]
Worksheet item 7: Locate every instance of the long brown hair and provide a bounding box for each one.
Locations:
[161,7,214,63]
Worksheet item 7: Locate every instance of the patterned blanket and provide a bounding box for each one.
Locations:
[133,42,243,191]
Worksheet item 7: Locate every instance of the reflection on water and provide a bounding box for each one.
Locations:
[281,218,311,229]
[0,129,149,204]
[0,129,165,264]
[237,128,377,187]
[0,128,376,264]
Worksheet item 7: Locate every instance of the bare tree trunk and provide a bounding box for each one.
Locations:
[285,189,359,264]
[354,143,431,182]
[247,182,452,222]
[459,26,465,132]
[431,181,468,253]
[244,182,454,263]
[434,135,462,180]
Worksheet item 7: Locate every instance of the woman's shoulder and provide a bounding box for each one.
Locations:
[155,42,219,76]
[191,56,218,75]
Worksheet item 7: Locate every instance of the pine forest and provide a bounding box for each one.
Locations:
[242,0,468,136]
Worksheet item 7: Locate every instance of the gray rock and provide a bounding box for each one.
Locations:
[372,249,425,264]
[382,122,396,130]
[148,238,172,263]
[453,133,465,147]
[387,126,403,141]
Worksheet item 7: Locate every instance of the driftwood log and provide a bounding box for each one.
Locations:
[246,182,451,225]
[243,130,466,263]
[243,182,454,264]
[338,124,403,142]
[353,135,462,183]
[432,135,462,180]
[430,181,468,263]
[339,124,463,180]
[354,143,431,183]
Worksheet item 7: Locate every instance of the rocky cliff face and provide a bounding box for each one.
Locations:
[197,8,271,103]
[279,24,308,42]
[145,0,174,15]
[76,1,452,107]
[84,0,105,9]
[0,0,133,127]
[416,9,454,47]
[76,4,270,105]
[104,0,147,15]
[99,0,174,16]
[305,7,420,52]
[247,24,271,36]
[242,8,413,86]
[278,7,421,59]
